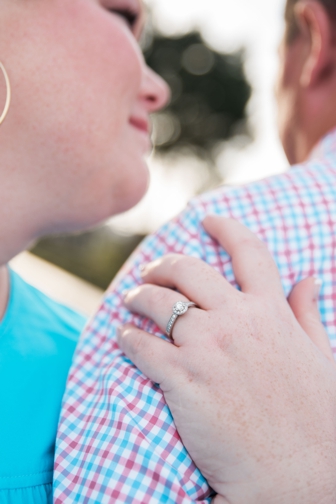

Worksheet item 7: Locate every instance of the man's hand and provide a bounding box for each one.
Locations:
[118,216,336,504]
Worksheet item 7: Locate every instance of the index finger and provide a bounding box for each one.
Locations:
[203,216,284,298]
[140,254,237,310]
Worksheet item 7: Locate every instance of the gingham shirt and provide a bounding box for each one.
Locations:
[54,129,336,503]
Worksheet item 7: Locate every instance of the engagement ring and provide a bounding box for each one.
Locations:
[166,301,196,338]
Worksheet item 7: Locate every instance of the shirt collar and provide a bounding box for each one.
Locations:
[308,126,336,162]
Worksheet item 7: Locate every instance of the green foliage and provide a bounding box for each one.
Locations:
[31,228,144,290]
[144,31,252,159]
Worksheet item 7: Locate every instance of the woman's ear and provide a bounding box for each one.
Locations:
[294,0,336,88]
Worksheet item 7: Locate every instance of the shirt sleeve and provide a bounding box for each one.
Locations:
[54,157,336,503]
[54,202,219,504]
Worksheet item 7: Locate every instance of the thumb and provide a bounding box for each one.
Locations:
[288,277,334,362]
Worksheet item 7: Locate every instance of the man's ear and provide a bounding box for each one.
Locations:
[294,0,336,88]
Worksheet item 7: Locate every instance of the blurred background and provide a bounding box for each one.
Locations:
[12,0,290,315]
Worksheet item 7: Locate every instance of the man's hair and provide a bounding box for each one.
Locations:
[285,0,336,42]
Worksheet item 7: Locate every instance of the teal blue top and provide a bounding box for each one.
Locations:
[0,269,86,504]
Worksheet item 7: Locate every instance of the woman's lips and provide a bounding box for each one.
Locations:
[129,116,152,152]
[129,116,150,134]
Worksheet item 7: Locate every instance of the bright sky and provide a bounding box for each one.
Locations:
[111,0,290,234]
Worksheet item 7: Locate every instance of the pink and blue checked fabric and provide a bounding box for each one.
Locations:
[54,128,336,503]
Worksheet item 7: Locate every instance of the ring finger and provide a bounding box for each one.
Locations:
[123,284,203,344]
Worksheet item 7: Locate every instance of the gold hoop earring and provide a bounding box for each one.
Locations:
[0,62,11,126]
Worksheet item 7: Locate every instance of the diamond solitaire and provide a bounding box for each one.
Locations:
[166,301,197,338]
[173,302,189,315]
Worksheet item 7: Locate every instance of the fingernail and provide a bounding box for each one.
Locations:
[313,277,323,301]
[116,324,124,338]
[122,289,130,300]
[116,326,123,344]
[201,214,215,225]
[139,264,148,276]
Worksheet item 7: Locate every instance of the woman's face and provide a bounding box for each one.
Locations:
[1,0,169,232]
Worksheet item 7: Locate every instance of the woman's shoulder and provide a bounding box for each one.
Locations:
[0,270,87,500]
[7,268,87,342]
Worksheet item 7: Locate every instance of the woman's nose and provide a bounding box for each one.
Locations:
[140,66,171,113]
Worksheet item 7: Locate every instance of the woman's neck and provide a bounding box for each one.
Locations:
[0,266,9,322]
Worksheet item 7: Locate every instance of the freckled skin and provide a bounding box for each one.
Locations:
[0,0,169,243]
[121,219,336,504]
[0,0,170,320]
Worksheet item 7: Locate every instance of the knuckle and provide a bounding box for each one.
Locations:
[179,351,214,384]
[144,285,167,307]
[127,284,147,302]
[154,288,172,307]
[129,331,148,359]
[169,256,187,277]
[157,254,187,278]
[132,335,144,356]
[140,284,156,302]
[171,254,203,275]
[165,253,184,266]
[168,351,184,371]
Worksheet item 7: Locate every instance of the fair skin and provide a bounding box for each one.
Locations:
[118,1,336,502]
[120,217,336,503]
[1,0,335,499]
[0,0,169,316]
[277,0,336,164]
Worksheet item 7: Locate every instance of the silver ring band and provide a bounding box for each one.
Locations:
[166,301,196,338]
[0,62,11,126]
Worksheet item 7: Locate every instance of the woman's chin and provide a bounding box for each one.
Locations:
[116,168,150,215]
[56,159,151,234]
[101,158,150,220]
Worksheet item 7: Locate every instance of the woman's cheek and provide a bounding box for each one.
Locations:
[80,0,144,103]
